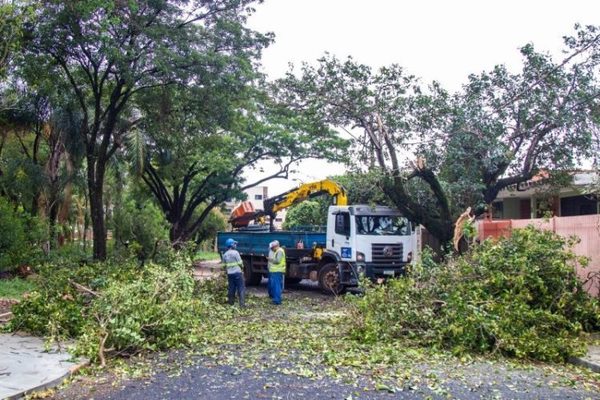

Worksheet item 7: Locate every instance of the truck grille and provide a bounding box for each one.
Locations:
[371,243,403,263]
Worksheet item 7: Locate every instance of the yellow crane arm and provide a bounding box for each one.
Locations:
[229,179,347,229]
[265,179,348,215]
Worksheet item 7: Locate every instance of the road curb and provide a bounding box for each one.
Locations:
[4,358,89,400]
[568,344,600,373]
[0,333,89,400]
[568,356,600,373]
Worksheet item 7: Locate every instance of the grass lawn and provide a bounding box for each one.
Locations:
[0,278,37,299]
[194,251,220,261]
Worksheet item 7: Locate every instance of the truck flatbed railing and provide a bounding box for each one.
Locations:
[284,225,326,233]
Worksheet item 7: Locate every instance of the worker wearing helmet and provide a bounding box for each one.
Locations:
[222,238,245,307]
[267,240,286,305]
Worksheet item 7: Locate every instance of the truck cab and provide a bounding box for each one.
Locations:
[326,205,417,281]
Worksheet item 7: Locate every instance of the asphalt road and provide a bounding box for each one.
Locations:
[64,352,597,400]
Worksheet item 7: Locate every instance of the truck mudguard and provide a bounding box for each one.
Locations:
[320,249,342,264]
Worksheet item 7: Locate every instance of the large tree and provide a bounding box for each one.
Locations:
[276,25,600,245]
[274,55,457,241]
[434,40,599,210]
[22,0,270,259]
[136,82,348,245]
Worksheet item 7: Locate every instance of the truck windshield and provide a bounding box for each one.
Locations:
[355,215,411,236]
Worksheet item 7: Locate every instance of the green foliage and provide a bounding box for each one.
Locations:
[9,259,140,337]
[138,76,349,245]
[276,54,455,241]
[350,227,600,362]
[0,197,47,272]
[0,147,47,211]
[0,278,36,299]
[193,207,227,245]
[282,200,324,229]
[111,199,169,261]
[282,172,388,230]
[76,262,202,361]
[0,2,24,78]
[194,251,220,261]
[10,288,87,338]
[332,171,392,206]
[14,0,276,259]
[9,254,228,363]
[0,199,26,271]
[277,25,600,244]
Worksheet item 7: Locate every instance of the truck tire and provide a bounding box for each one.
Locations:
[243,259,262,286]
[318,263,345,295]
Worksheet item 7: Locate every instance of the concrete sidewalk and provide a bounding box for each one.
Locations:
[0,333,87,400]
[570,345,600,373]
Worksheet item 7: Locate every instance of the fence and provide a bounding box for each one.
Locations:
[478,215,600,296]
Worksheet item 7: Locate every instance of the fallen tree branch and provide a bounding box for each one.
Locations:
[68,279,99,297]
[99,330,108,368]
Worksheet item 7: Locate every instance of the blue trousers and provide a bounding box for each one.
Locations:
[268,272,273,298]
[268,272,283,305]
[227,272,245,307]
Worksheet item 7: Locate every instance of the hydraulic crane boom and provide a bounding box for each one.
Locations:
[264,179,348,216]
[229,179,348,229]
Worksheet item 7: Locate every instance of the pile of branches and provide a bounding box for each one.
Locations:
[350,227,600,362]
[8,256,227,366]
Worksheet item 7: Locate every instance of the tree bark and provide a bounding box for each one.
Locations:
[48,197,59,247]
[382,174,454,246]
[88,156,107,260]
[169,223,187,247]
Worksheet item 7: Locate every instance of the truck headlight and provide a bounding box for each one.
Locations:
[407,251,413,263]
[356,252,365,262]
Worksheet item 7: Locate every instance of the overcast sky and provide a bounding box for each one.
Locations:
[244,0,600,196]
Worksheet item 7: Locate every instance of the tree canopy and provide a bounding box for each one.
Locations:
[1,0,350,259]
[137,82,347,244]
[0,2,23,78]
[18,0,273,258]
[1,2,599,261]
[275,25,600,244]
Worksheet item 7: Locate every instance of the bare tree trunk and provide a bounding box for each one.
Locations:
[89,184,106,260]
[57,155,73,244]
[83,193,89,251]
[88,157,107,260]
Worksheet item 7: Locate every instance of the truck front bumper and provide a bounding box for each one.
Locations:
[362,262,408,280]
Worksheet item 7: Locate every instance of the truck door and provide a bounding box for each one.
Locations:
[328,211,353,261]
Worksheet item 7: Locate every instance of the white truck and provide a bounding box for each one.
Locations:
[218,181,419,293]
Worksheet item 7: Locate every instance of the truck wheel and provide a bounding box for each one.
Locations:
[243,259,262,286]
[318,263,345,295]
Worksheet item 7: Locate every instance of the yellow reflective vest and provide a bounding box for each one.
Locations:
[222,249,243,274]
[268,247,286,273]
